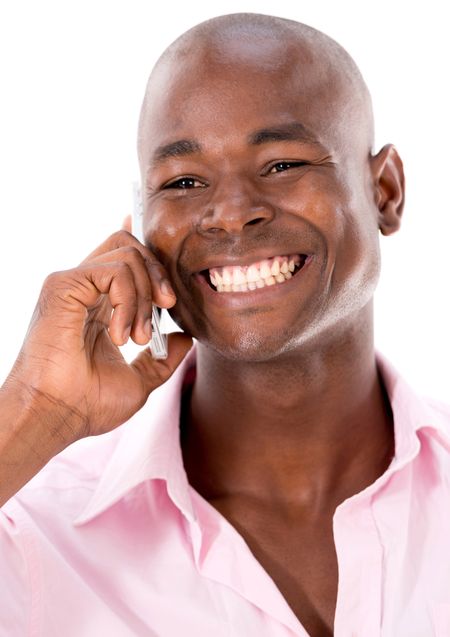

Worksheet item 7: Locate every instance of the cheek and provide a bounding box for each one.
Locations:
[325,176,381,300]
[281,171,380,298]
[142,205,192,261]
[274,173,347,253]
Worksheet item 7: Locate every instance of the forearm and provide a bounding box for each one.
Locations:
[0,379,85,507]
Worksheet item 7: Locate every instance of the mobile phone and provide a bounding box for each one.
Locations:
[132,182,168,360]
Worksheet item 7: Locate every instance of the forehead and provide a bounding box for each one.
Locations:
[139,41,351,163]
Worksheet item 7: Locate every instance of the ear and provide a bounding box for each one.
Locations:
[369,144,405,236]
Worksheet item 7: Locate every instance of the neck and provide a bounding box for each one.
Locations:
[181,305,395,514]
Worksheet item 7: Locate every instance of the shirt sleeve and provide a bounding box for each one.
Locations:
[0,506,32,636]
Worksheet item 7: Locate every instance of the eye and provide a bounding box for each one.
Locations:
[164,176,206,189]
[268,161,308,174]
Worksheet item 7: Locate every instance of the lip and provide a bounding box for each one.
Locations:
[193,255,314,308]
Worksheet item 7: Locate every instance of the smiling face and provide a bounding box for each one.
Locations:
[138,19,402,362]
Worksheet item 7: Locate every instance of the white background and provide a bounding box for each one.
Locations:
[0,1,448,399]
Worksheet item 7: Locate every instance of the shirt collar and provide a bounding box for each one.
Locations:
[375,351,450,465]
[73,345,197,526]
[73,348,450,526]
[376,352,450,448]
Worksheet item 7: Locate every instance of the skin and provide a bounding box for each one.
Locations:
[0,230,193,505]
[0,14,405,637]
[137,17,405,636]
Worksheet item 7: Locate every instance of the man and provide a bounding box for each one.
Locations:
[1,12,449,637]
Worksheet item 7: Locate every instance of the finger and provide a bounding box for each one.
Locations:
[81,230,144,263]
[49,263,139,346]
[122,214,132,232]
[130,332,193,394]
[88,247,154,345]
[90,263,138,346]
[81,230,177,309]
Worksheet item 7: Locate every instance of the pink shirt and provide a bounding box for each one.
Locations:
[1,348,450,637]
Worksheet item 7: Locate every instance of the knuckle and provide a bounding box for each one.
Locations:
[42,270,63,288]
[39,270,71,314]
[116,260,133,276]
[124,300,139,318]
[126,297,138,311]
[41,270,75,302]
[111,229,129,242]
[144,257,164,276]
[144,255,161,267]
[123,245,145,262]
[122,245,137,254]
[140,293,153,307]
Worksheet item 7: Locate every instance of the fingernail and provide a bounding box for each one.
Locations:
[122,325,131,343]
[160,279,175,297]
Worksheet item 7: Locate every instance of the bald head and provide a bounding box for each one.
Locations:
[138,13,374,164]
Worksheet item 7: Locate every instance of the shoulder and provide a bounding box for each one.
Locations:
[0,425,126,634]
[421,395,450,437]
[2,424,124,525]
[425,396,450,420]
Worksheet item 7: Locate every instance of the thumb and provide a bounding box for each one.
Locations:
[130,332,193,395]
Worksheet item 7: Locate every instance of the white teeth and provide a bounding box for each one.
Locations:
[259,261,272,279]
[246,264,260,283]
[207,254,305,293]
[216,272,290,293]
[232,268,247,285]
[234,283,249,292]
[222,268,233,285]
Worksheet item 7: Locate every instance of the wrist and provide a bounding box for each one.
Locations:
[0,375,88,451]
[0,378,89,505]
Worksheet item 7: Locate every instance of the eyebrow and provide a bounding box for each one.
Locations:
[248,122,319,146]
[150,121,320,166]
[152,139,202,164]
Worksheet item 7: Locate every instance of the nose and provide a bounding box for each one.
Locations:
[198,179,275,235]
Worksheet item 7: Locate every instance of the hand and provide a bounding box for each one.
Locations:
[7,229,192,442]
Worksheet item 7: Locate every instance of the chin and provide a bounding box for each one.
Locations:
[195,327,301,363]
[169,300,318,361]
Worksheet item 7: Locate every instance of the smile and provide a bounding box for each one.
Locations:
[206,254,307,293]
